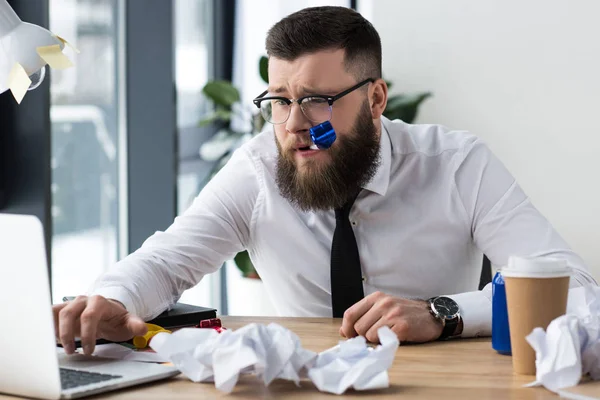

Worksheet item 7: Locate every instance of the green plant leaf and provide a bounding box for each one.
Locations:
[234,250,260,279]
[198,108,233,127]
[199,114,218,127]
[259,56,269,84]
[384,79,393,90]
[202,80,240,107]
[383,92,432,123]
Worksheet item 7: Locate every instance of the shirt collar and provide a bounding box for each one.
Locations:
[362,117,392,196]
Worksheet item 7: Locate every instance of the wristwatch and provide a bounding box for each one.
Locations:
[427,296,462,340]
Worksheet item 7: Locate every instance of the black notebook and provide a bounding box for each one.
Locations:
[147,303,217,329]
[57,303,217,348]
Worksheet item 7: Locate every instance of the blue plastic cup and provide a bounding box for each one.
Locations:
[492,271,511,355]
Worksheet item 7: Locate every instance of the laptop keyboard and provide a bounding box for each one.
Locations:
[60,368,122,390]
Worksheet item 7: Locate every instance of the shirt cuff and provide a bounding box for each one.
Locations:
[88,286,139,318]
[447,290,492,338]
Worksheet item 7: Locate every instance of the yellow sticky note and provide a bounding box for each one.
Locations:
[36,44,74,70]
[56,34,80,54]
[7,63,31,104]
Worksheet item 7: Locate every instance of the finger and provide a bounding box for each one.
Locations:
[353,306,384,338]
[104,298,146,337]
[340,292,382,338]
[125,314,148,337]
[59,296,88,354]
[79,296,106,355]
[52,302,69,341]
[364,316,390,343]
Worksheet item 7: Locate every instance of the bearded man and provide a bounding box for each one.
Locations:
[54,6,595,356]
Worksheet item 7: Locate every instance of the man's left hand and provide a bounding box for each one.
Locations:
[339,291,443,343]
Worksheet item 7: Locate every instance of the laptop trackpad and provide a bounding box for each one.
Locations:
[57,350,177,378]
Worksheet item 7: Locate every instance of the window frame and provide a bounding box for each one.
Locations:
[0,0,235,300]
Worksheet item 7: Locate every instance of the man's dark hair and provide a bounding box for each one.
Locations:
[265,6,382,80]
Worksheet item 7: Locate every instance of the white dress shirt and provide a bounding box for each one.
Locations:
[90,116,596,337]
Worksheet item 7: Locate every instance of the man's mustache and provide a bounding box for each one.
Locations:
[285,137,313,151]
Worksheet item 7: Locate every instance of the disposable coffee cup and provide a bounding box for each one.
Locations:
[501,256,571,375]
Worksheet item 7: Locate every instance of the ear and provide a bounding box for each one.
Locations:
[369,79,388,119]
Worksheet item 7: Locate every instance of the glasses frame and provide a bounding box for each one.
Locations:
[252,78,375,125]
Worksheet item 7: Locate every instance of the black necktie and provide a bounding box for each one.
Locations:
[330,193,364,317]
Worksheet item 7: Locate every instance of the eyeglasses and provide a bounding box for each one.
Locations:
[252,78,375,125]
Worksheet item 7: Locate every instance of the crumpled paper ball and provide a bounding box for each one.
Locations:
[526,285,600,392]
[309,325,399,394]
[150,322,398,394]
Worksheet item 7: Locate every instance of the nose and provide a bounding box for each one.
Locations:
[285,102,312,135]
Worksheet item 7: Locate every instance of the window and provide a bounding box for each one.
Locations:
[49,0,122,303]
[174,0,219,309]
[175,0,214,216]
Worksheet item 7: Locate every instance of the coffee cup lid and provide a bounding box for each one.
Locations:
[500,256,571,278]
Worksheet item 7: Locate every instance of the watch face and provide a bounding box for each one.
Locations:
[433,297,459,319]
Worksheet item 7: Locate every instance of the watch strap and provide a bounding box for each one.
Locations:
[439,316,459,340]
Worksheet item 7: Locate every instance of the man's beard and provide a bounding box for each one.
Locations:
[275,101,381,211]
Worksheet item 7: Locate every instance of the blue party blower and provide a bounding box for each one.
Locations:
[310,121,336,149]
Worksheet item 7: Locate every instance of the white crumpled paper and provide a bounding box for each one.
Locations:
[309,325,399,394]
[150,322,398,394]
[525,285,600,392]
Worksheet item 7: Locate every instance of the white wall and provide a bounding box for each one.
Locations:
[232,0,349,132]
[362,0,600,278]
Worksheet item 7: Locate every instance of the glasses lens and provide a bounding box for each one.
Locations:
[301,97,332,123]
[260,99,290,124]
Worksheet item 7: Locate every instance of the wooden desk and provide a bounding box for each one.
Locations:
[0,317,569,399]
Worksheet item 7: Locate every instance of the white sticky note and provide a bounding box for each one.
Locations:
[56,34,80,54]
[7,63,31,104]
[36,44,74,69]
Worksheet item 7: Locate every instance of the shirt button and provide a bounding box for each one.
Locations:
[362,276,367,283]
[351,220,357,226]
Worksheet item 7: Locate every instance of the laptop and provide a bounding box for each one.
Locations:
[0,213,180,399]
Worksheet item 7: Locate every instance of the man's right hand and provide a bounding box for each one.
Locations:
[53,295,148,356]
